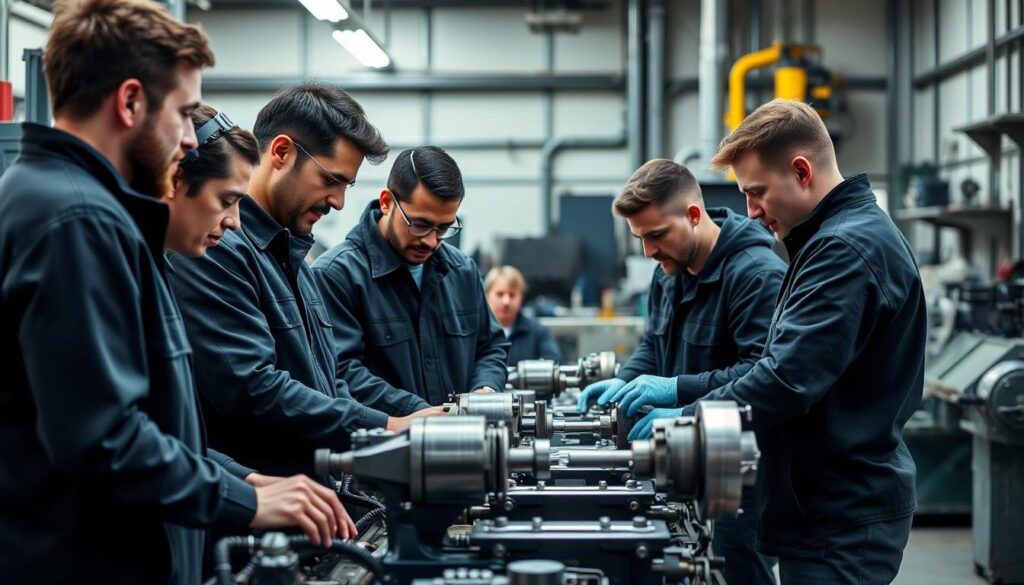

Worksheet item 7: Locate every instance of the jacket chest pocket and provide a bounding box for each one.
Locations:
[264,297,303,330]
[443,308,479,338]
[682,320,725,347]
[368,318,414,347]
[310,302,333,331]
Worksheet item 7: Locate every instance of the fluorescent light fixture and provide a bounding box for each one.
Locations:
[297,0,349,23]
[332,29,391,69]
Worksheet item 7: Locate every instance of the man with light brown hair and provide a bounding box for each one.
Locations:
[0,1,353,583]
[645,99,926,584]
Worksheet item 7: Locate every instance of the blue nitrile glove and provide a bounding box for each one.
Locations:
[576,378,626,412]
[628,407,684,441]
[604,374,679,418]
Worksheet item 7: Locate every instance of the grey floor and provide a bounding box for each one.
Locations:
[894,527,987,585]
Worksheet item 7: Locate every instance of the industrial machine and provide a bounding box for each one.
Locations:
[210,349,761,585]
[213,374,759,585]
[926,279,1024,583]
[312,403,757,585]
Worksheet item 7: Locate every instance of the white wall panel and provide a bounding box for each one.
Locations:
[195,9,302,77]
[432,8,543,73]
[431,93,545,141]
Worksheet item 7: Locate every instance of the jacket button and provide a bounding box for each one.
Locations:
[385,335,392,341]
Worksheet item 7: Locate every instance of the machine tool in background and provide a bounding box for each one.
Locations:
[925,277,1024,584]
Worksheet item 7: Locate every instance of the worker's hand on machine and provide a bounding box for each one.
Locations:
[386,406,448,433]
[471,386,496,393]
[628,407,684,441]
[249,474,358,546]
[576,378,626,412]
[245,472,288,488]
[605,374,679,418]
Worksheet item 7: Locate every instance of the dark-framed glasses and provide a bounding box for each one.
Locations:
[392,195,462,240]
[291,140,357,189]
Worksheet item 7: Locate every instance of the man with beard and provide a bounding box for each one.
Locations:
[169,83,437,477]
[0,2,353,583]
[311,147,508,419]
[574,159,785,584]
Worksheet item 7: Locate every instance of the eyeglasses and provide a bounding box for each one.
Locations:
[391,195,463,240]
[291,140,357,189]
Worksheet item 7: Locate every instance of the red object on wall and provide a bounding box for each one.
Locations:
[0,81,13,121]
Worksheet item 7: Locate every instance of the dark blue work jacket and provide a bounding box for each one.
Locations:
[169,196,367,478]
[506,313,562,364]
[695,174,925,557]
[0,124,256,584]
[311,200,509,411]
[617,208,786,401]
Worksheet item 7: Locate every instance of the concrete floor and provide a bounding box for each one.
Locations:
[894,527,988,585]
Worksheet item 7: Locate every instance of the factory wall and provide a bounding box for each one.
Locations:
[4,0,893,260]
[190,0,891,257]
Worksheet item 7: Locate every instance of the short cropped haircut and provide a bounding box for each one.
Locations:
[485,266,527,294]
[710,98,835,172]
[613,159,702,217]
[179,105,259,198]
[45,0,214,118]
[253,82,389,166]
[388,146,464,203]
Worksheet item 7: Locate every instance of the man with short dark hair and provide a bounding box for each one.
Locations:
[659,98,926,583]
[311,147,508,426]
[576,158,784,585]
[169,82,399,476]
[0,2,351,583]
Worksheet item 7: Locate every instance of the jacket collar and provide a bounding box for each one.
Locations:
[783,173,875,258]
[693,207,732,286]
[353,199,464,281]
[20,123,170,261]
[239,196,314,268]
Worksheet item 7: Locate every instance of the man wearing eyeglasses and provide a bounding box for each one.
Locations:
[167,83,397,477]
[311,147,509,425]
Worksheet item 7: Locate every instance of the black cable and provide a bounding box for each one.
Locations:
[354,506,387,533]
[339,473,353,493]
[232,559,257,584]
[338,489,384,512]
[287,536,384,585]
[214,536,253,585]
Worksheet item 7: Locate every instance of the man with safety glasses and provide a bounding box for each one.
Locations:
[312,147,509,425]
[168,83,397,477]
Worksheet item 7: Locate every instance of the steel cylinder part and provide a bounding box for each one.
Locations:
[507,359,561,395]
[556,401,759,519]
[447,392,521,429]
[507,352,621,397]
[411,416,507,505]
[508,439,551,480]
